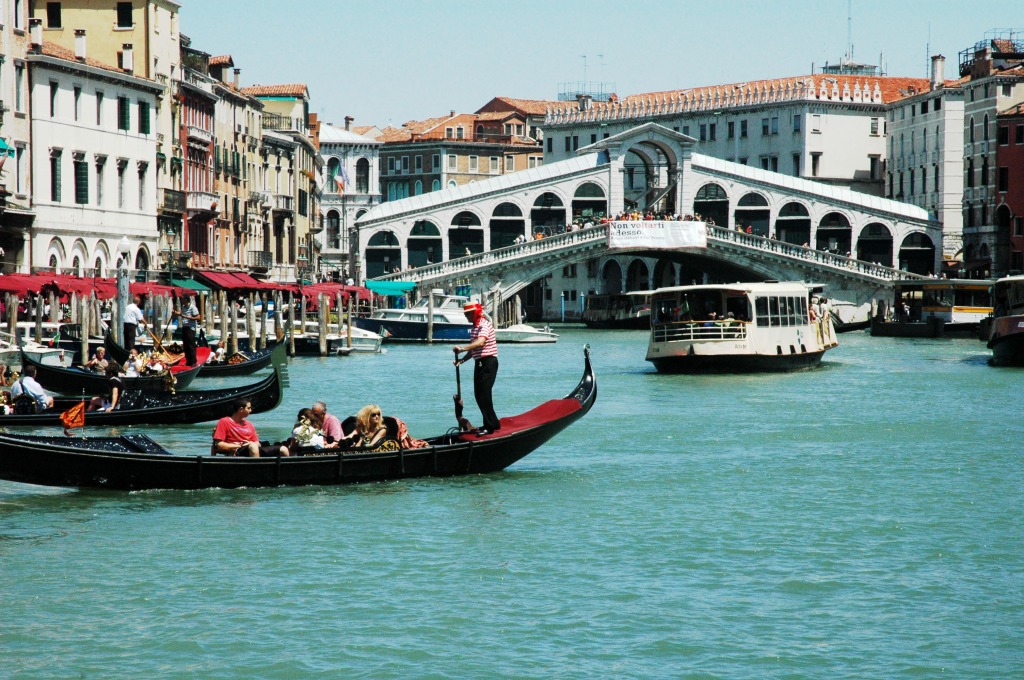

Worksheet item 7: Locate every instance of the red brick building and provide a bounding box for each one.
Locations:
[996,103,1024,273]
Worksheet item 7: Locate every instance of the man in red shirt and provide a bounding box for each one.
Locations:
[454,302,500,435]
[213,397,290,457]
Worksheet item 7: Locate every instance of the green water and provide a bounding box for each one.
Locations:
[1,330,1021,678]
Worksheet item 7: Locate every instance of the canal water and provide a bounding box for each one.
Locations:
[1,329,1021,678]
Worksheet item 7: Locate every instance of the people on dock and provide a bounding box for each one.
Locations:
[454,302,500,435]
[123,294,147,352]
[175,294,200,366]
[87,363,122,412]
[212,397,290,457]
[11,365,53,411]
[84,347,109,373]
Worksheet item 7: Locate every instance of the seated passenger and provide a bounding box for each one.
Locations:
[123,348,143,377]
[703,311,719,327]
[144,354,164,374]
[10,365,54,411]
[212,397,289,457]
[290,407,326,451]
[88,363,123,412]
[84,347,109,373]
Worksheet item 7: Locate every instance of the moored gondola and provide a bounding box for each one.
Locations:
[0,346,596,491]
[20,346,207,393]
[0,344,286,427]
[105,333,276,377]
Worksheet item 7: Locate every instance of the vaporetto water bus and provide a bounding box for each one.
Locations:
[646,281,839,373]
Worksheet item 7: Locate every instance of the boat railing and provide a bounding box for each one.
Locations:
[653,321,748,343]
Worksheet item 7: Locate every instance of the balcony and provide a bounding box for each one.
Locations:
[248,250,273,271]
[273,193,293,212]
[187,125,213,145]
[263,114,308,134]
[186,191,219,215]
[159,188,186,214]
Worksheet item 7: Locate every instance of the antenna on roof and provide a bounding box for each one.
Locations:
[581,54,588,83]
[846,0,853,61]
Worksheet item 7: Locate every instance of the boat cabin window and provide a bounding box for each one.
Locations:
[652,291,751,324]
[754,295,809,327]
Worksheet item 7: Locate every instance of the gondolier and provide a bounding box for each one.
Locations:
[123,294,147,353]
[454,302,500,435]
[175,295,200,366]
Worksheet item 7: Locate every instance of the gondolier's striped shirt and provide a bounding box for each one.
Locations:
[469,317,498,359]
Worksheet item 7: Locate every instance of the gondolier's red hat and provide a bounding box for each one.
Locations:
[463,302,482,314]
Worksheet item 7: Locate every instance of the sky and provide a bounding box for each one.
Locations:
[184,0,1018,130]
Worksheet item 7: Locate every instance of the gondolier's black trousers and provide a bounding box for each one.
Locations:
[182,326,197,366]
[123,323,137,352]
[473,355,500,431]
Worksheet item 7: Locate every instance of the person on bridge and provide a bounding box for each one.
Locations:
[453,302,500,436]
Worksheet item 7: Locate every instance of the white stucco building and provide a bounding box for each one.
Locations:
[318,119,380,280]
[27,35,162,275]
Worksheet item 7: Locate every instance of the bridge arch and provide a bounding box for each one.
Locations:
[572,181,607,222]
[490,202,526,250]
[734,191,770,236]
[366,230,402,278]
[408,220,442,267]
[531,191,567,234]
[775,201,811,245]
[602,260,624,294]
[623,138,681,214]
[693,182,729,227]
[626,258,650,291]
[450,210,484,255]
[898,232,937,275]
[816,211,853,254]
[653,259,676,288]
[856,222,894,266]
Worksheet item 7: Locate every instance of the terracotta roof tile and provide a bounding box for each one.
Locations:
[481,97,559,115]
[209,55,233,67]
[1001,101,1024,116]
[40,40,138,77]
[351,125,376,135]
[378,126,412,143]
[476,111,516,121]
[240,83,309,98]
[619,74,942,106]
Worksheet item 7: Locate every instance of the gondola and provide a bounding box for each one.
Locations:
[0,346,596,491]
[105,334,275,377]
[20,346,207,393]
[0,344,286,427]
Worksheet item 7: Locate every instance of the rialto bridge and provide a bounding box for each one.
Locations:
[356,123,939,322]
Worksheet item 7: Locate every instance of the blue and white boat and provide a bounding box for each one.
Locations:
[353,291,472,343]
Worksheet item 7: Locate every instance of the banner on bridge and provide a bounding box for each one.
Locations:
[607,221,707,250]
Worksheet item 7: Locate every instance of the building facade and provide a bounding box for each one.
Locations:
[884,55,966,258]
[996,103,1024,273]
[318,119,381,282]
[27,35,162,274]
[959,35,1024,276]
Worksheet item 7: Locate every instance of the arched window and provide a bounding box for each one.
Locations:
[414,180,422,196]
[983,114,989,141]
[969,117,975,143]
[432,180,440,192]
[356,158,370,193]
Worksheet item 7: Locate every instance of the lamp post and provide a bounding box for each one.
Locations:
[116,237,131,344]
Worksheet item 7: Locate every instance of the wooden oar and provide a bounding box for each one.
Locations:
[452,349,473,431]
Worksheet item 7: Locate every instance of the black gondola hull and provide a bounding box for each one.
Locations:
[105,335,276,377]
[21,349,204,393]
[0,348,595,490]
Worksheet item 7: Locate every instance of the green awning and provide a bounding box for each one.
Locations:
[0,137,14,158]
[365,280,417,296]
[170,277,211,292]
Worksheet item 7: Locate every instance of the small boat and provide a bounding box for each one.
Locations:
[646,281,838,373]
[870,278,994,338]
[496,324,558,344]
[986,275,1024,366]
[353,290,471,342]
[583,293,651,330]
[20,346,208,393]
[0,346,596,490]
[105,333,276,377]
[0,345,285,426]
[0,327,74,371]
[290,321,383,355]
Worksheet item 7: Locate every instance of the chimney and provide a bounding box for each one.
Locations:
[930,54,945,90]
[29,18,42,49]
[344,116,353,131]
[577,94,593,111]
[122,43,134,73]
[450,110,455,117]
[233,68,240,89]
[75,29,87,61]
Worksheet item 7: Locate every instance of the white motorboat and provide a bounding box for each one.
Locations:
[0,329,74,371]
[495,324,559,344]
[353,291,472,342]
[646,281,838,373]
